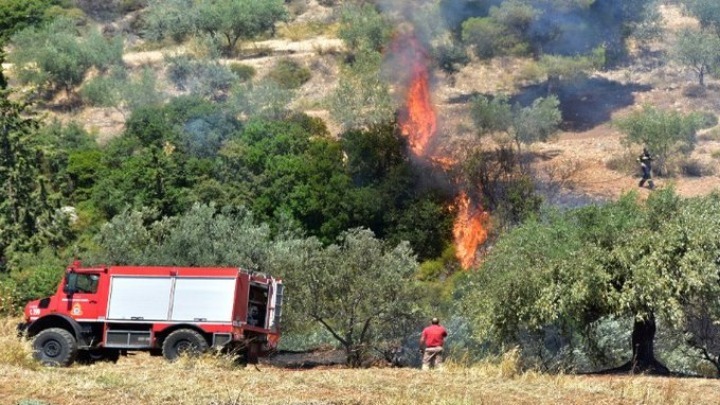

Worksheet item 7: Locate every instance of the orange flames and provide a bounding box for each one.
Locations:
[452,192,489,269]
[392,30,487,269]
[400,62,436,157]
[394,33,436,158]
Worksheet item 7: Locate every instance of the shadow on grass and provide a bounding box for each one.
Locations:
[261,348,346,369]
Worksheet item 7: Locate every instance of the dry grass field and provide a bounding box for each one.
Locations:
[2,318,720,405]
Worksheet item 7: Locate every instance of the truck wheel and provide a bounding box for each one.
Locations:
[33,328,78,367]
[162,329,209,361]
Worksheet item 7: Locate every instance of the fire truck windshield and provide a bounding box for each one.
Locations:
[74,274,99,294]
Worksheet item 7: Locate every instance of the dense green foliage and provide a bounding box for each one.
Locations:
[0,0,64,42]
[143,0,287,54]
[9,16,123,96]
[459,146,542,230]
[337,3,391,53]
[0,91,71,272]
[279,228,423,366]
[470,94,562,151]
[330,50,394,130]
[459,189,720,372]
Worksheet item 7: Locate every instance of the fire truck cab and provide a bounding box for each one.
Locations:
[18,262,283,367]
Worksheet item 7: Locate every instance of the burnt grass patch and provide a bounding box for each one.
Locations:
[512,77,652,132]
[445,77,650,133]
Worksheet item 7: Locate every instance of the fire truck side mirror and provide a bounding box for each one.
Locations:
[63,271,78,295]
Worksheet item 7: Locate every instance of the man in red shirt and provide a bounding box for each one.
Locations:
[420,317,448,370]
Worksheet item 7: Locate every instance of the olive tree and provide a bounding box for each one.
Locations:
[143,0,287,55]
[337,3,392,53]
[278,228,423,367]
[9,17,123,99]
[195,0,287,55]
[90,204,276,270]
[614,105,703,175]
[458,189,720,374]
[142,0,197,43]
[672,28,720,87]
[470,94,562,153]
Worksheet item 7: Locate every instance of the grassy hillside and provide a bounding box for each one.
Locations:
[2,317,720,405]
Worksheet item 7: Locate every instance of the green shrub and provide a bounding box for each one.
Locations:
[338,4,391,52]
[267,58,311,89]
[9,267,64,307]
[166,54,194,90]
[0,280,19,315]
[166,55,237,98]
[80,75,120,107]
[4,249,66,312]
[229,63,256,82]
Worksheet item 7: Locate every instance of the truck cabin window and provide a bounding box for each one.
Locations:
[65,273,99,294]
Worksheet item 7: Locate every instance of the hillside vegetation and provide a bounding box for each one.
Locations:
[3,0,720,391]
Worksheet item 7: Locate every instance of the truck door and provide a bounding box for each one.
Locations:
[64,272,102,321]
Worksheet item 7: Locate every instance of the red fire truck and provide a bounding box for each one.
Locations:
[18,261,283,366]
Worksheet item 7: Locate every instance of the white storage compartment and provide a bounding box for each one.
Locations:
[170,278,236,322]
[107,277,173,320]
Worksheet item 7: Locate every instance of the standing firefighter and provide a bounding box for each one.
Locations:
[420,317,447,371]
[637,147,655,189]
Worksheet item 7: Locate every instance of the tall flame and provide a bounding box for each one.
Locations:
[391,29,487,269]
[401,63,436,157]
[394,33,436,157]
[453,191,489,269]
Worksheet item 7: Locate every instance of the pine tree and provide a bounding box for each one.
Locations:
[0,91,68,271]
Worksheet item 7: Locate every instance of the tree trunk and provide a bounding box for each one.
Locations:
[630,313,667,373]
[600,313,670,375]
[699,67,705,87]
[345,344,363,368]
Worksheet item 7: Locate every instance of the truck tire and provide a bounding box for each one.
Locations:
[162,329,209,361]
[33,328,78,367]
